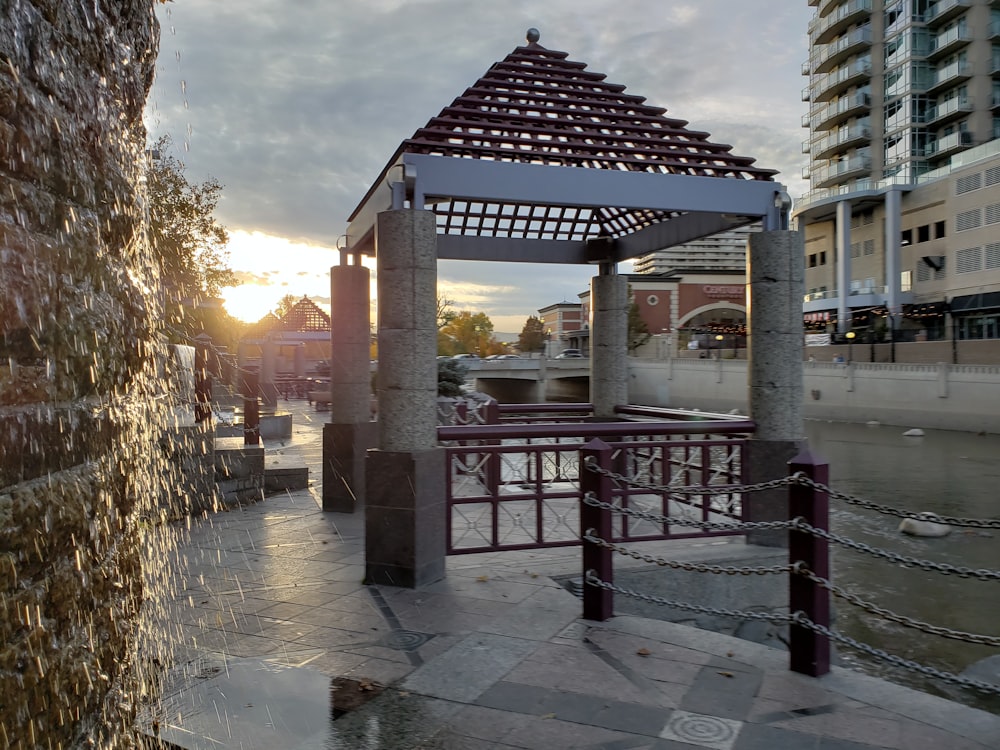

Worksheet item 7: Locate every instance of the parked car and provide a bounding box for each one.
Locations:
[495,354,521,359]
[555,349,583,359]
[452,353,480,360]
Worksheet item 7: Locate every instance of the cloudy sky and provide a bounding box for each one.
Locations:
[145,0,812,332]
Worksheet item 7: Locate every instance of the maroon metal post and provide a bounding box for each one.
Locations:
[788,449,831,677]
[483,400,502,495]
[244,397,260,446]
[580,438,614,621]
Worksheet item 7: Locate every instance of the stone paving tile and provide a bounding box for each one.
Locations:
[768,709,902,748]
[678,662,763,721]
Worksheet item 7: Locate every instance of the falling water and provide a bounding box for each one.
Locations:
[0,2,207,746]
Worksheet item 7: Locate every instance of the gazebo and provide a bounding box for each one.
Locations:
[324,30,804,587]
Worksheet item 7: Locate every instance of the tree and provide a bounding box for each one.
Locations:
[627,292,651,353]
[146,135,236,339]
[518,315,547,355]
[437,295,457,329]
[275,294,298,318]
[439,311,496,356]
[437,358,468,397]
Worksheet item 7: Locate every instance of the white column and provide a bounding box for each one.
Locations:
[836,200,851,333]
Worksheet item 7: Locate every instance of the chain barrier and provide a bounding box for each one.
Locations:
[788,612,1000,696]
[790,518,1000,581]
[584,571,792,624]
[582,492,793,532]
[585,573,1000,696]
[583,532,792,575]
[582,455,796,496]
[793,566,1000,647]
[791,472,1000,530]
[584,457,1000,530]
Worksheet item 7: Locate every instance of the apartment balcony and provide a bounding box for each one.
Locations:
[802,84,812,102]
[924,130,973,160]
[810,0,873,45]
[811,58,872,103]
[810,92,872,131]
[816,0,843,17]
[928,26,972,61]
[812,124,872,160]
[811,155,873,188]
[993,92,1000,111]
[926,59,972,95]
[991,20,1000,40]
[801,287,914,314]
[812,27,873,75]
[926,95,973,126]
[925,0,972,28]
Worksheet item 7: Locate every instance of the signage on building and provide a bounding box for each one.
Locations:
[702,285,744,299]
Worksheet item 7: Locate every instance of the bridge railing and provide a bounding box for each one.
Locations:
[438,407,755,555]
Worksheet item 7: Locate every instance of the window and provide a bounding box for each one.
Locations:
[819,251,827,265]
[986,204,1000,225]
[934,220,946,239]
[863,239,875,256]
[808,253,818,268]
[901,229,913,246]
[917,225,930,243]
[900,270,912,292]
[986,242,1000,270]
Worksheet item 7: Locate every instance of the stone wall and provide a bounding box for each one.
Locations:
[0,1,163,747]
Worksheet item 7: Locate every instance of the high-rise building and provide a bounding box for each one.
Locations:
[794,0,1000,346]
[632,224,760,275]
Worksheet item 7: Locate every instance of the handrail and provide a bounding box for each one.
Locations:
[438,417,756,442]
[497,402,593,414]
[615,404,752,424]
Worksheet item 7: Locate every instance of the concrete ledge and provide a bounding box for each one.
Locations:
[264,454,309,492]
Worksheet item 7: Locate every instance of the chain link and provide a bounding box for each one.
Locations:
[793,566,1000,647]
[792,473,1000,530]
[582,456,797,496]
[584,572,793,624]
[585,573,1000,696]
[583,533,793,575]
[790,518,1000,581]
[789,612,1000,696]
[582,492,793,531]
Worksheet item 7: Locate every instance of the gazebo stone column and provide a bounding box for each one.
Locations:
[365,209,445,587]
[590,269,629,418]
[323,260,375,513]
[746,230,806,547]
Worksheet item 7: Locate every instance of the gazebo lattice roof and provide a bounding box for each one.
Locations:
[348,30,788,264]
[277,296,332,332]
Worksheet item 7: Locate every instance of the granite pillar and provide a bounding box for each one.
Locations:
[590,270,629,418]
[366,209,444,587]
[746,230,806,546]
[323,261,376,512]
[835,200,851,334]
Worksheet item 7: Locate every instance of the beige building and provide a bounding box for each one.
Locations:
[795,0,1000,345]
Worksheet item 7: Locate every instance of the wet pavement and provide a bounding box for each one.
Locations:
[145,401,1000,749]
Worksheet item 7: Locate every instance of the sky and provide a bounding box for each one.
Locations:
[145,0,813,333]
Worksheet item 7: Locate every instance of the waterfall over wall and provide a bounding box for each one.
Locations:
[0,1,171,746]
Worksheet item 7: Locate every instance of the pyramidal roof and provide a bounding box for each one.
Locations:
[348,30,785,262]
[400,31,776,180]
[278,296,331,332]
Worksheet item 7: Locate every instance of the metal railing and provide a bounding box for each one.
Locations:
[438,404,754,555]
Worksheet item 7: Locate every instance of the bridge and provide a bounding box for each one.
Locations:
[461,357,590,402]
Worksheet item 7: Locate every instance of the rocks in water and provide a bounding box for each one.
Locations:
[902,428,925,437]
[899,513,952,537]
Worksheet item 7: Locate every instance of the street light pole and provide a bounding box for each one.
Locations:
[715,334,724,359]
[845,331,855,363]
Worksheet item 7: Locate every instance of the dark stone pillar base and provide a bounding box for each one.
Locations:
[364,448,446,588]
[322,422,376,513]
[745,438,804,548]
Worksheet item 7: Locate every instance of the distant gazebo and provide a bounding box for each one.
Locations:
[238,296,332,378]
[324,30,805,587]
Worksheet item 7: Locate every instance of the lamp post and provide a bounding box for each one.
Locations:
[845,331,855,363]
[715,334,724,359]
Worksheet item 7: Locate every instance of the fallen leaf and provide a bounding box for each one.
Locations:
[476,575,489,582]
[726,651,734,657]
[540,713,556,719]
[636,648,651,656]
[717,671,734,678]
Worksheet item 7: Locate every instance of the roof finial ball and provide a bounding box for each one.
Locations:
[526,28,540,44]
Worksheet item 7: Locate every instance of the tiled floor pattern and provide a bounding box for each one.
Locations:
[143,400,1000,749]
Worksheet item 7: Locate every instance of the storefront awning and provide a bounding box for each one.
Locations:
[949,292,1000,313]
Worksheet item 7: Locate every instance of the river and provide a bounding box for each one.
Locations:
[803,418,1000,714]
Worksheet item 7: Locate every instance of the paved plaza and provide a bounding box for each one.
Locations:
[146,401,1000,749]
